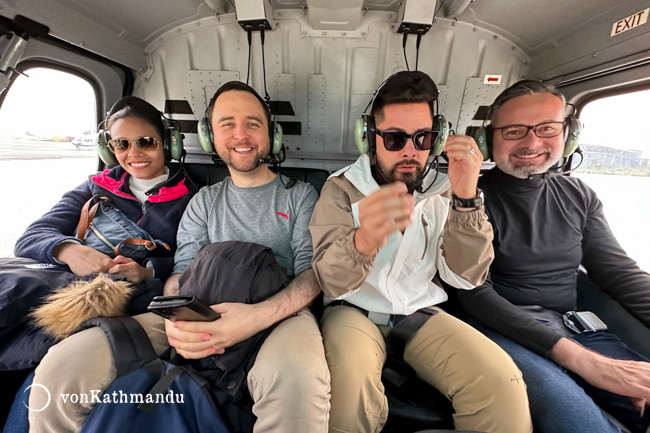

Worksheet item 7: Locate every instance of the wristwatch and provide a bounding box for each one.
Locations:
[451,188,484,209]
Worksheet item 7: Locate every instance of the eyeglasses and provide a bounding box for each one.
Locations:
[492,121,565,140]
[376,129,439,151]
[107,136,160,153]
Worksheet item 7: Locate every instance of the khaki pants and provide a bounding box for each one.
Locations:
[321,305,532,433]
[29,309,330,433]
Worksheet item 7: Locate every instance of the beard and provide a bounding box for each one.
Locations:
[217,142,270,173]
[495,147,563,179]
[375,158,425,194]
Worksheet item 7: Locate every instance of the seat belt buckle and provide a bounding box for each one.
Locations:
[367,311,391,326]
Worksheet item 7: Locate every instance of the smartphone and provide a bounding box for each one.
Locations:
[563,311,607,333]
[147,295,220,322]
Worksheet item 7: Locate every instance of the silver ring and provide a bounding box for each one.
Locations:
[468,148,476,155]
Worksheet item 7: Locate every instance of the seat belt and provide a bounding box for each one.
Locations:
[386,308,438,361]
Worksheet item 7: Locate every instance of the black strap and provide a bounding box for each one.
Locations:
[330,299,369,315]
[138,365,188,413]
[330,300,405,326]
[74,316,158,378]
[387,308,438,361]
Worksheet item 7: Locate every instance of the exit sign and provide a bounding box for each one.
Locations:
[611,8,649,36]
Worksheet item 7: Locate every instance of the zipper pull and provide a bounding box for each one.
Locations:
[142,201,147,214]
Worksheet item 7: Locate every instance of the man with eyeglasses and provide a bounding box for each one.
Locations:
[309,71,532,433]
[458,80,650,433]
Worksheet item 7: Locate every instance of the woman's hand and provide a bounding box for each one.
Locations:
[108,255,154,283]
[53,242,114,276]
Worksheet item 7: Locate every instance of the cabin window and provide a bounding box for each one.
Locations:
[574,88,650,271]
[0,67,97,256]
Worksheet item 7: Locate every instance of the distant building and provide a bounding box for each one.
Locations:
[580,144,650,170]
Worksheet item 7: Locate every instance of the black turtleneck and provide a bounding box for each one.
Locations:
[458,167,650,356]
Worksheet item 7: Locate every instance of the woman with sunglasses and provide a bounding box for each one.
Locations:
[14,96,196,284]
[0,97,197,427]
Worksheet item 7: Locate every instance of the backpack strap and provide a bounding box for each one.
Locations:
[74,316,159,378]
[138,365,187,413]
[77,195,108,241]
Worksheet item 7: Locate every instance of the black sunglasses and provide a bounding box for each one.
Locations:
[376,129,439,151]
[107,136,160,153]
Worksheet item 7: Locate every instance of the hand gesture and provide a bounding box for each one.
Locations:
[443,135,483,199]
[53,243,114,276]
[552,337,650,415]
[108,255,154,284]
[166,302,263,359]
[355,182,415,256]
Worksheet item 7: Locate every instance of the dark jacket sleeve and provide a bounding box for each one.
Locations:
[458,273,564,356]
[144,256,174,281]
[14,180,93,263]
[579,185,650,328]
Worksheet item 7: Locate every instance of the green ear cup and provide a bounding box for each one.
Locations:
[169,128,184,161]
[563,116,582,157]
[197,117,214,154]
[354,117,369,154]
[474,126,491,161]
[271,122,283,155]
[96,131,118,166]
[432,114,449,156]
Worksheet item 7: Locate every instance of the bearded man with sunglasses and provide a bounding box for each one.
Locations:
[457,80,650,433]
[309,71,532,433]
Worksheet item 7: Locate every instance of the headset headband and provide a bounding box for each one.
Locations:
[205,81,272,133]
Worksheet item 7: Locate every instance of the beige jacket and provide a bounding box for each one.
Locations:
[309,154,494,315]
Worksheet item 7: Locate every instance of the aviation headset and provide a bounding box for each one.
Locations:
[96,96,184,166]
[197,81,283,156]
[354,70,449,157]
[473,80,582,161]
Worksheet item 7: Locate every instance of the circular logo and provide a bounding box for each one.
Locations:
[23,383,51,412]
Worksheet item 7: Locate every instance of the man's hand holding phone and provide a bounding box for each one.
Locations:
[147,295,220,322]
[151,296,265,359]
